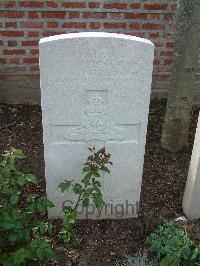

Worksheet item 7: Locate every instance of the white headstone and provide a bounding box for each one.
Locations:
[183,112,200,219]
[39,32,154,219]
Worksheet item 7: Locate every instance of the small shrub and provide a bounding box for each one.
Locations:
[58,147,112,244]
[115,251,156,266]
[0,147,112,265]
[147,220,200,265]
[0,148,55,265]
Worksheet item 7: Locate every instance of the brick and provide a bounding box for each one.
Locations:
[47,22,58,28]
[159,75,171,81]
[103,22,126,29]
[68,12,80,19]
[129,23,140,30]
[23,58,39,64]
[163,33,175,39]
[61,2,86,8]
[89,22,101,29]
[110,13,122,19]
[0,76,7,81]
[5,66,26,72]
[5,22,17,28]
[8,58,20,64]
[3,49,25,55]
[160,51,173,56]
[130,3,141,9]
[0,11,24,18]
[19,1,44,8]
[30,49,39,55]
[42,31,65,37]
[28,12,39,18]
[28,75,40,81]
[143,23,164,30]
[83,12,107,19]
[153,59,160,65]
[89,2,100,8]
[144,4,168,10]
[20,22,44,28]
[28,31,39,37]
[62,22,86,28]
[132,32,145,38]
[149,14,160,20]
[169,23,176,31]
[154,41,164,48]
[171,4,177,10]
[46,1,58,8]
[149,32,159,38]
[21,40,39,46]
[166,42,174,48]
[30,65,40,71]
[0,58,6,64]
[1,31,24,37]
[104,2,127,9]
[164,59,173,65]
[124,13,147,19]
[5,1,15,8]
[42,12,66,19]
[164,14,175,20]
[7,40,17,46]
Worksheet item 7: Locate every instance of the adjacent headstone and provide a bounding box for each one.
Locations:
[183,112,200,219]
[39,32,154,219]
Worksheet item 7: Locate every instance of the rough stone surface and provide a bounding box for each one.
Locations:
[39,32,154,219]
[183,112,200,219]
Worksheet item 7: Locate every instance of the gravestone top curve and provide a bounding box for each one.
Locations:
[39,32,154,46]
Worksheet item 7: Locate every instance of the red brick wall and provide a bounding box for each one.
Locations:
[0,0,177,104]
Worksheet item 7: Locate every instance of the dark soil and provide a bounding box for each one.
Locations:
[0,101,199,266]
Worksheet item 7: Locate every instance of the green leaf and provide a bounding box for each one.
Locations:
[83,188,93,198]
[25,174,37,184]
[73,183,83,195]
[92,171,100,177]
[58,180,72,193]
[82,166,90,173]
[160,256,179,266]
[82,198,89,207]
[10,194,19,204]
[1,165,11,178]
[93,180,101,187]
[0,253,8,264]
[32,221,53,235]
[44,246,55,260]
[63,210,77,225]
[102,166,110,174]
[191,247,199,260]
[13,248,32,264]
[13,149,26,159]
[93,193,104,208]
[81,176,90,185]
[31,237,55,261]
[17,175,26,186]
[36,198,55,212]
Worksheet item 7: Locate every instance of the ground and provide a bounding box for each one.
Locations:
[0,101,199,265]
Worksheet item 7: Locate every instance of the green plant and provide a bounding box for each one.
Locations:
[115,251,157,266]
[0,149,55,265]
[58,147,112,244]
[0,147,112,265]
[147,220,200,266]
